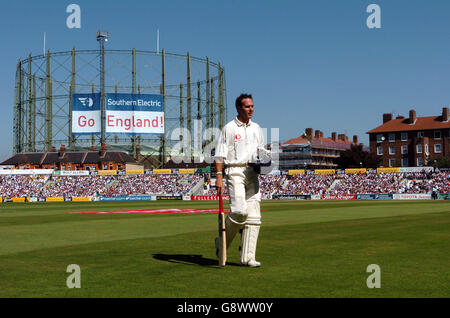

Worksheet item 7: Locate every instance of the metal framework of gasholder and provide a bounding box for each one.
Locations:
[13,49,227,168]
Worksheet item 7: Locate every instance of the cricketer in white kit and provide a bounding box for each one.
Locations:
[214,93,268,267]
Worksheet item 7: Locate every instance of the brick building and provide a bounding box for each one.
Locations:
[280,128,359,169]
[0,144,136,171]
[367,107,450,167]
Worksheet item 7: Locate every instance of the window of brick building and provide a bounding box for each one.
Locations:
[389,146,396,155]
[402,158,408,167]
[434,144,442,153]
[417,157,424,166]
[401,145,408,154]
[377,146,383,155]
[434,131,441,139]
[389,159,396,167]
[401,132,408,141]
[389,133,395,142]
[416,144,423,153]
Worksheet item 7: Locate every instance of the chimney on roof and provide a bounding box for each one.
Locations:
[315,130,320,139]
[319,131,324,138]
[338,134,345,141]
[409,109,416,124]
[383,113,392,124]
[442,107,449,122]
[353,135,358,144]
[51,146,56,152]
[59,145,66,158]
[99,143,107,157]
[331,132,337,141]
[305,128,313,140]
[135,145,141,160]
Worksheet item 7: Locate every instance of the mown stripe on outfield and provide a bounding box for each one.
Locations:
[0,211,448,297]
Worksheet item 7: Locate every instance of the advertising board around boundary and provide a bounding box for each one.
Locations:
[46,197,65,202]
[437,193,450,200]
[356,194,393,200]
[156,195,183,200]
[191,195,230,201]
[321,194,356,200]
[72,197,91,202]
[99,196,153,201]
[271,194,311,200]
[393,193,432,200]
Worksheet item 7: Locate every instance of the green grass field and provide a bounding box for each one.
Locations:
[0,200,449,298]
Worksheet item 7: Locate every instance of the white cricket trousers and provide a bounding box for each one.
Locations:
[224,166,261,247]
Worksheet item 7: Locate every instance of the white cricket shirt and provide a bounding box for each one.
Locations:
[214,117,265,165]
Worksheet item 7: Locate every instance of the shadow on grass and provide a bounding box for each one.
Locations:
[153,254,241,267]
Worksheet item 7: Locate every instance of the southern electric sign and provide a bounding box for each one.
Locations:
[72,93,164,135]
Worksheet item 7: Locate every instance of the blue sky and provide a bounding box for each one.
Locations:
[1,0,450,161]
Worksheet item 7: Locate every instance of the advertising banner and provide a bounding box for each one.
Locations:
[46,197,65,202]
[98,170,117,175]
[72,197,91,202]
[54,170,90,176]
[288,170,305,175]
[0,169,54,175]
[156,196,183,200]
[125,170,144,175]
[321,194,356,200]
[11,197,26,203]
[345,168,367,174]
[314,169,335,175]
[106,93,164,135]
[393,193,431,200]
[398,167,434,173]
[437,193,450,200]
[99,196,153,201]
[72,93,101,134]
[272,194,311,200]
[356,194,393,200]
[178,169,195,174]
[152,169,172,174]
[190,195,230,201]
[377,168,399,173]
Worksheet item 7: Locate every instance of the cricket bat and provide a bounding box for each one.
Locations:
[218,193,227,266]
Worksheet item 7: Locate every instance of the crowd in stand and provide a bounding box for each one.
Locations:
[0,174,202,198]
[332,173,403,194]
[0,171,449,198]
[105,174,202,196]
[0,175,49,198]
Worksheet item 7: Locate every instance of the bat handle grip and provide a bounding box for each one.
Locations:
[219,193,224,212]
